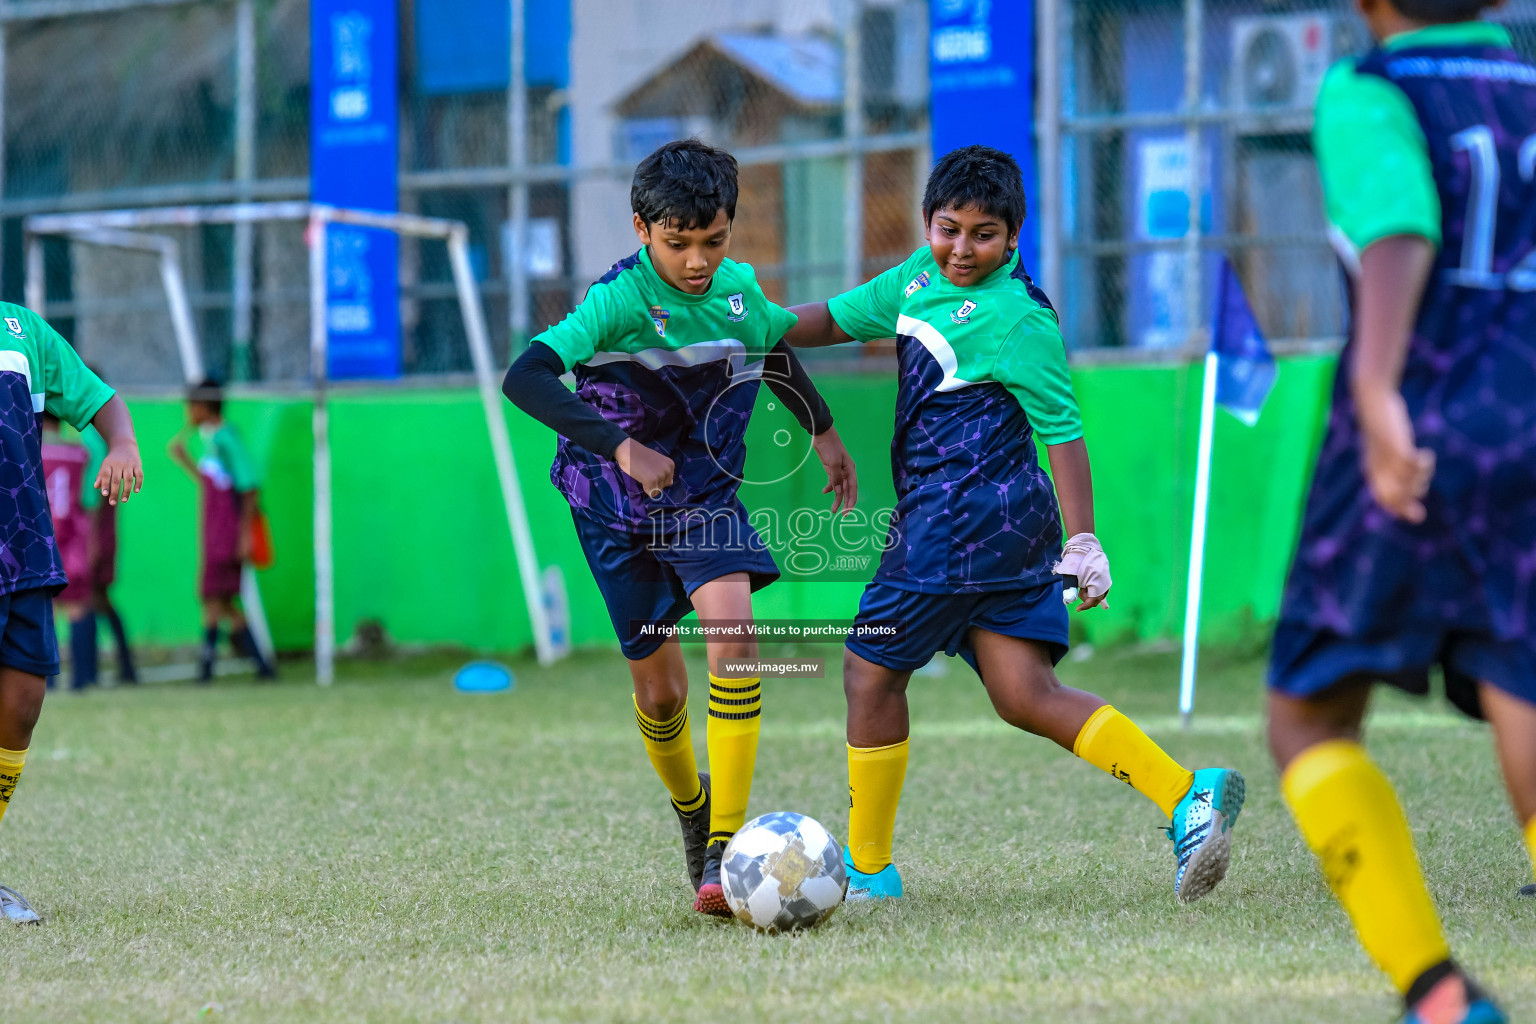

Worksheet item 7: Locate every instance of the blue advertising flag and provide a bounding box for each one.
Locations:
[311,0,400,380]
[1211,258,1275,426]
[930,0,1037,272]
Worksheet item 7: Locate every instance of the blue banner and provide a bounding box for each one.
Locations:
[415,0,570,96]
[930,0,1037,273]
[311,0,400,380]
[1212,258,1276,426]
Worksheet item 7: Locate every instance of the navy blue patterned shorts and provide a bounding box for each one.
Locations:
[846,579,1069,674]
[0,587,59,678]
[1271,376,1536,720]
[572,505,780,661]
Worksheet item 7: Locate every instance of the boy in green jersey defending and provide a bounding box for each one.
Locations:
[784,146,1244,902]
[504,140,856,916]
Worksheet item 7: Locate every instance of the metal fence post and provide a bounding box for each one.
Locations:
[0,4,9,297]
[842,0,864,291]
[1036,0,1061,299]
[1182,0,1205,348]
[508,0,530,353]
[232,0,256,379]
[308,208,334,687]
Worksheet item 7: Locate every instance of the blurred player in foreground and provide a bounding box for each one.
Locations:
[169,380,275,683]
[1266,0,1536,1020]
[783,146,1244,903]
[40,413,96,690]
[504,140,856,916]
[0,305,141,924]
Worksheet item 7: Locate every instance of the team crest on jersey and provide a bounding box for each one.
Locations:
[903,272,931,298]
[951,300,977,324]
[648,305,670,337]
[726,292,748,322]
[3,318,22,339]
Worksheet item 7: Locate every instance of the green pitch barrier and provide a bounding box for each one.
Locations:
[109,355,1335,655]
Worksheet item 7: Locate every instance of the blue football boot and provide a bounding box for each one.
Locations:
[0,885,39,925]
[843,847,903,901]
[1167,767,1245,902]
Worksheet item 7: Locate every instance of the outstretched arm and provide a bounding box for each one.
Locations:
[89,395,143,506]
[783,302,856,348]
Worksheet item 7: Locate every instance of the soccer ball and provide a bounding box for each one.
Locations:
[720,811,847,932]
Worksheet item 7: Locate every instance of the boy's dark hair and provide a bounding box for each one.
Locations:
[1386,0,1493,22]
[631,139,739,231]
[187,377,223,414]
[923,145,1028,238]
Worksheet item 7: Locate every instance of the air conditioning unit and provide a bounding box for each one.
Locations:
[1231,14,1362,126]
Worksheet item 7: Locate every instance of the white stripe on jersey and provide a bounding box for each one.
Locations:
[896,314,978,392]
[584,338,765,379]
[0,350,40,410]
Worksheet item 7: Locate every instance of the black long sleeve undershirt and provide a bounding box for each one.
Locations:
[502,339,835,459]
[503,342,630,458]
[763,339,835,436]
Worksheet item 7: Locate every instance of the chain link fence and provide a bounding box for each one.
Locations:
[1042,0,1536,355]
[34,0,1536,377]
[0,0,928,388]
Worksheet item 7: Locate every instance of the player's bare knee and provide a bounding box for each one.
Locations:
[841,649,901,703]
[982,663,1061,733]
[630,668,687,721]
[1266,690,1364,771]
[12,699,41,739]
[990,688,1056,736]
[710,640,757,676]
[0,678,44,742]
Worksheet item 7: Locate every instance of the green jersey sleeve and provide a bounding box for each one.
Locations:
[215,425,260,493]
[33,312,113,430]
[991,307,1083,446]
[826,257,913,342]
[532,281,632,372]
[1313,60,1440,253]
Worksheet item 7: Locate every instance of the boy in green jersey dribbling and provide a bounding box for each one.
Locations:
[784,145,1245,903]
[504,140,856,916]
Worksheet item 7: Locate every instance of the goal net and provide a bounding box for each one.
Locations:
[24,202,561,682]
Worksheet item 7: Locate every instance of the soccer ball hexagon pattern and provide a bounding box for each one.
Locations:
[720,811,847,932]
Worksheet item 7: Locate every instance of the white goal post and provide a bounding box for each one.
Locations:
[23,201,560,683]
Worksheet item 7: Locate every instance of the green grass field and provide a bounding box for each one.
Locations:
[0,646,1531,1023]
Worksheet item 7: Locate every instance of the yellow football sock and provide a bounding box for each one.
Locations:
[634,697,704,814]
[1072,705,1194,818]
[1283,739,1449,994]
[1525,816,1536,883]
[706,674,761,848]
[0,746,26,829]
[847,739,909,874]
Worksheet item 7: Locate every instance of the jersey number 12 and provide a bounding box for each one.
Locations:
[1449,125,1536,290]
